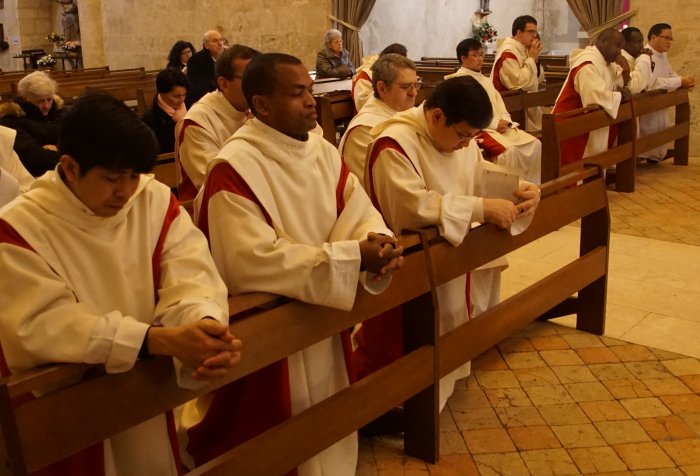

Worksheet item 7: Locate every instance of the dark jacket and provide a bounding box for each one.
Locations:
[186,49,217,107]
[315,46,356,79]
[0,99,62,177]
[142,96,177,154]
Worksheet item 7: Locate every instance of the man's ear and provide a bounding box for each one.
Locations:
[216,76,229,92]
[60,155,80,183]
[251,95,269,117]
[427,107,444,126]
[376,80,388,100]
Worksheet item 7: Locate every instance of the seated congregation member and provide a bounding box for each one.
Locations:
[186,29,225,107]
[177,44,260,200]
[0,92,240,475]
[0,71,62,177]
[363,76,539,411]
[315,28,356,79]
[491,15,545,131]
[553,28,630,168]
[339,53,418,184]
[142,68,189,153]
[447,38,541,184]
[167,40,196,73]
[638,23,695,163]
[187,53,403,475]
[0,125,34,193]
[352,42,408,112]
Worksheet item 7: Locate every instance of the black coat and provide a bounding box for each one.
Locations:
[142,97,177,154]
[186,49,216,107]
[0,99,61,177]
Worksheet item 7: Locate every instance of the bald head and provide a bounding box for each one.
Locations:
[595,28,624,63]
[203,30,224,58]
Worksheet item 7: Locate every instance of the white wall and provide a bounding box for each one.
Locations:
[359,0,581,60]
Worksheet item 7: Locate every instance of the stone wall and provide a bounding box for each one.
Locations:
[630,0,699,155]
[0,0,21,72]
[79,0,331,71]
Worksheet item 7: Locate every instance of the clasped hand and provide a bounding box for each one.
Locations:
[359,232,404,281]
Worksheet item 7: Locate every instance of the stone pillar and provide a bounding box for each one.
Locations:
[75,0,104,68]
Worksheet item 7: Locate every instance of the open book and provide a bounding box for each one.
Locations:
[480,161,533,236]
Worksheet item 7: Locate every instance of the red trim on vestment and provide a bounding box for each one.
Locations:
[0,219,34,252]
[152,194,181,297]
[336,160,350,216]
[351,70,371,114]
[366,137,415,214]
[492,52,517,92]
[197,161,273,240]
[478,131,507,159]
[552,62,593,167]
[166,410,184,476]
[186,359,295,476]
[176,119,202,201]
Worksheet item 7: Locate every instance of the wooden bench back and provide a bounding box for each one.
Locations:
[314,91,354,145]
[0,166,610,475]
[542,102,636,189]
[631,88,690,165]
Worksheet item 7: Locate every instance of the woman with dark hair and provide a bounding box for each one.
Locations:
[167,40,196,73]
[142,69,188,153]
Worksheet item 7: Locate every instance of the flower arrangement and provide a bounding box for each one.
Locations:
[473,22,498,44]
[46,32,64,43]
[37,54,57,67]
[63,40,81,52]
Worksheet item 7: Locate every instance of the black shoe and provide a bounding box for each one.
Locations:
[359,407,404,436]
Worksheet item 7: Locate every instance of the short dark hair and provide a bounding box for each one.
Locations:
[648,23,672,40]
[380,43,408,57]
[215,44,261,80]
[424,76,492,128]
[621,26,642,42]
[167,40,196,69]
[242,53,303,116]
[456,38,483,62]
[512,15,537,36]
[59,91,158,174]
[155,68,189,94]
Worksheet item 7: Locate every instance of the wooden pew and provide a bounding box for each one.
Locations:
[541,101,637,191]
[631,88,690,165]
[0,167,610,475]
[314,90,353,145]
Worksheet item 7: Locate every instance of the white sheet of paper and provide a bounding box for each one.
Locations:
[480,161,533,236]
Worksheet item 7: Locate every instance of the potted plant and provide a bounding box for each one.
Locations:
[46,32,65,51]
[37,54,57,69]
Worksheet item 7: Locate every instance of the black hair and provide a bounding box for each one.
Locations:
[215,44,261,80]
[512,15,537,36]
[242,53,303,115]
[456,38,483,62]
[621,26,642,42]
[59,91,158,174]
[648,23,672,40]
[155,68,189,94]
[424,76,492,128]
[380,43,408,57]
[167,40,196,69]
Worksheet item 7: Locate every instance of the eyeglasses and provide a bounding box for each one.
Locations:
[393,81,423,91]
[451,124,479,141]
[524,29,538,34]
[657,35,674,41]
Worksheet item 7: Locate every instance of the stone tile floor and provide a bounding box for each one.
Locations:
[357,158,700,475]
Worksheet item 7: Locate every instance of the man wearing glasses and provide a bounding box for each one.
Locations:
[363,76,540,412]
[447,38,541,184]
[339,53,420,185]
[491,15,545,131]
[176,45,260,200]
[637,23,695,163]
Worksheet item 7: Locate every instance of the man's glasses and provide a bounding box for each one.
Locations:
[392,81,423,91]
[657,35,674,41]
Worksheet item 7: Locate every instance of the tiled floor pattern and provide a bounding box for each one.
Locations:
[356,157,700,474]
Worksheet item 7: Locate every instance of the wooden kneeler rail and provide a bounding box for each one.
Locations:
[0,168,610,476]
